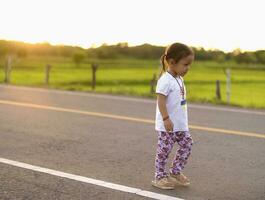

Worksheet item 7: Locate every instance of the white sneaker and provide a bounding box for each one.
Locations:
[169,173,190,186]
[151,177,175,189]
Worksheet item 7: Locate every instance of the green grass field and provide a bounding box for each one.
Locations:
[0,56,265,109]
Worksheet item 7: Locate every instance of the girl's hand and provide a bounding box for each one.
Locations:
[164,118,174,133]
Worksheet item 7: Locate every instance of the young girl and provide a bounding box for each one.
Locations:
[152,43,195,189]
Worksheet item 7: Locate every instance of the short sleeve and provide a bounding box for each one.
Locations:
[156,76,171,96]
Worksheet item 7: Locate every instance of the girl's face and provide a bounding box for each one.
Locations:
[168,54,194,77]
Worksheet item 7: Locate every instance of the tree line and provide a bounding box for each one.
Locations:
[0,40,264,65]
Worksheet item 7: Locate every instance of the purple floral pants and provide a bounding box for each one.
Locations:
[155,131,194,180]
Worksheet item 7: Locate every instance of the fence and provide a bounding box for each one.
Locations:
[1,56,233,104]
[0,57,157,96]
[1,55,264,108]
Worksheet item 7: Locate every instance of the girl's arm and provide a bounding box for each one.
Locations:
[157,94,174,132]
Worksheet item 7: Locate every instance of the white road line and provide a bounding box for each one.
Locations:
[0,84,264,115]
[0,157,184,200]
[0,85,154,103]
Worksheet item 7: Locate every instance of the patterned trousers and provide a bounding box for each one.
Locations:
[155,131,194,180]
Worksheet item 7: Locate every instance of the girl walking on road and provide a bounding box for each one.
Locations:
[152,43,195,189]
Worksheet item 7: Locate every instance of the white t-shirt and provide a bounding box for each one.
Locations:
[155,71,189,132]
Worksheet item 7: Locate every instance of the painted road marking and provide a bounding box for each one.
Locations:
[0,157,184,200]
[0,99,264,139]
[0,85,264,116]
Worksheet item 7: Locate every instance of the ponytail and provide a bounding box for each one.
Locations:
[159,54,167,77]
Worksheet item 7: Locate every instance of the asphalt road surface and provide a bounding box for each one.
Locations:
[0,84,264,200]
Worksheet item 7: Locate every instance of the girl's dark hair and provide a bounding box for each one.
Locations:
[159,43,194,77]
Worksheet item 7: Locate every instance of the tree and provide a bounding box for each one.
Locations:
[73,53,85,67]
[255,50,265,64]
[235,52,257,64]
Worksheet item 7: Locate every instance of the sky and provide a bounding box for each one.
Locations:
[0,0,264,52]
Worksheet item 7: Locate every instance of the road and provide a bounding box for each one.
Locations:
[0,84,264,200]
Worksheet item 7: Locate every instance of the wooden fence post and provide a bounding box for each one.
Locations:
[226,68,231,104]
[4,55,12,84]
[150,73,157,94]
[216,80,221,100]
[91,63,98,90]
[45,64,52,85]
